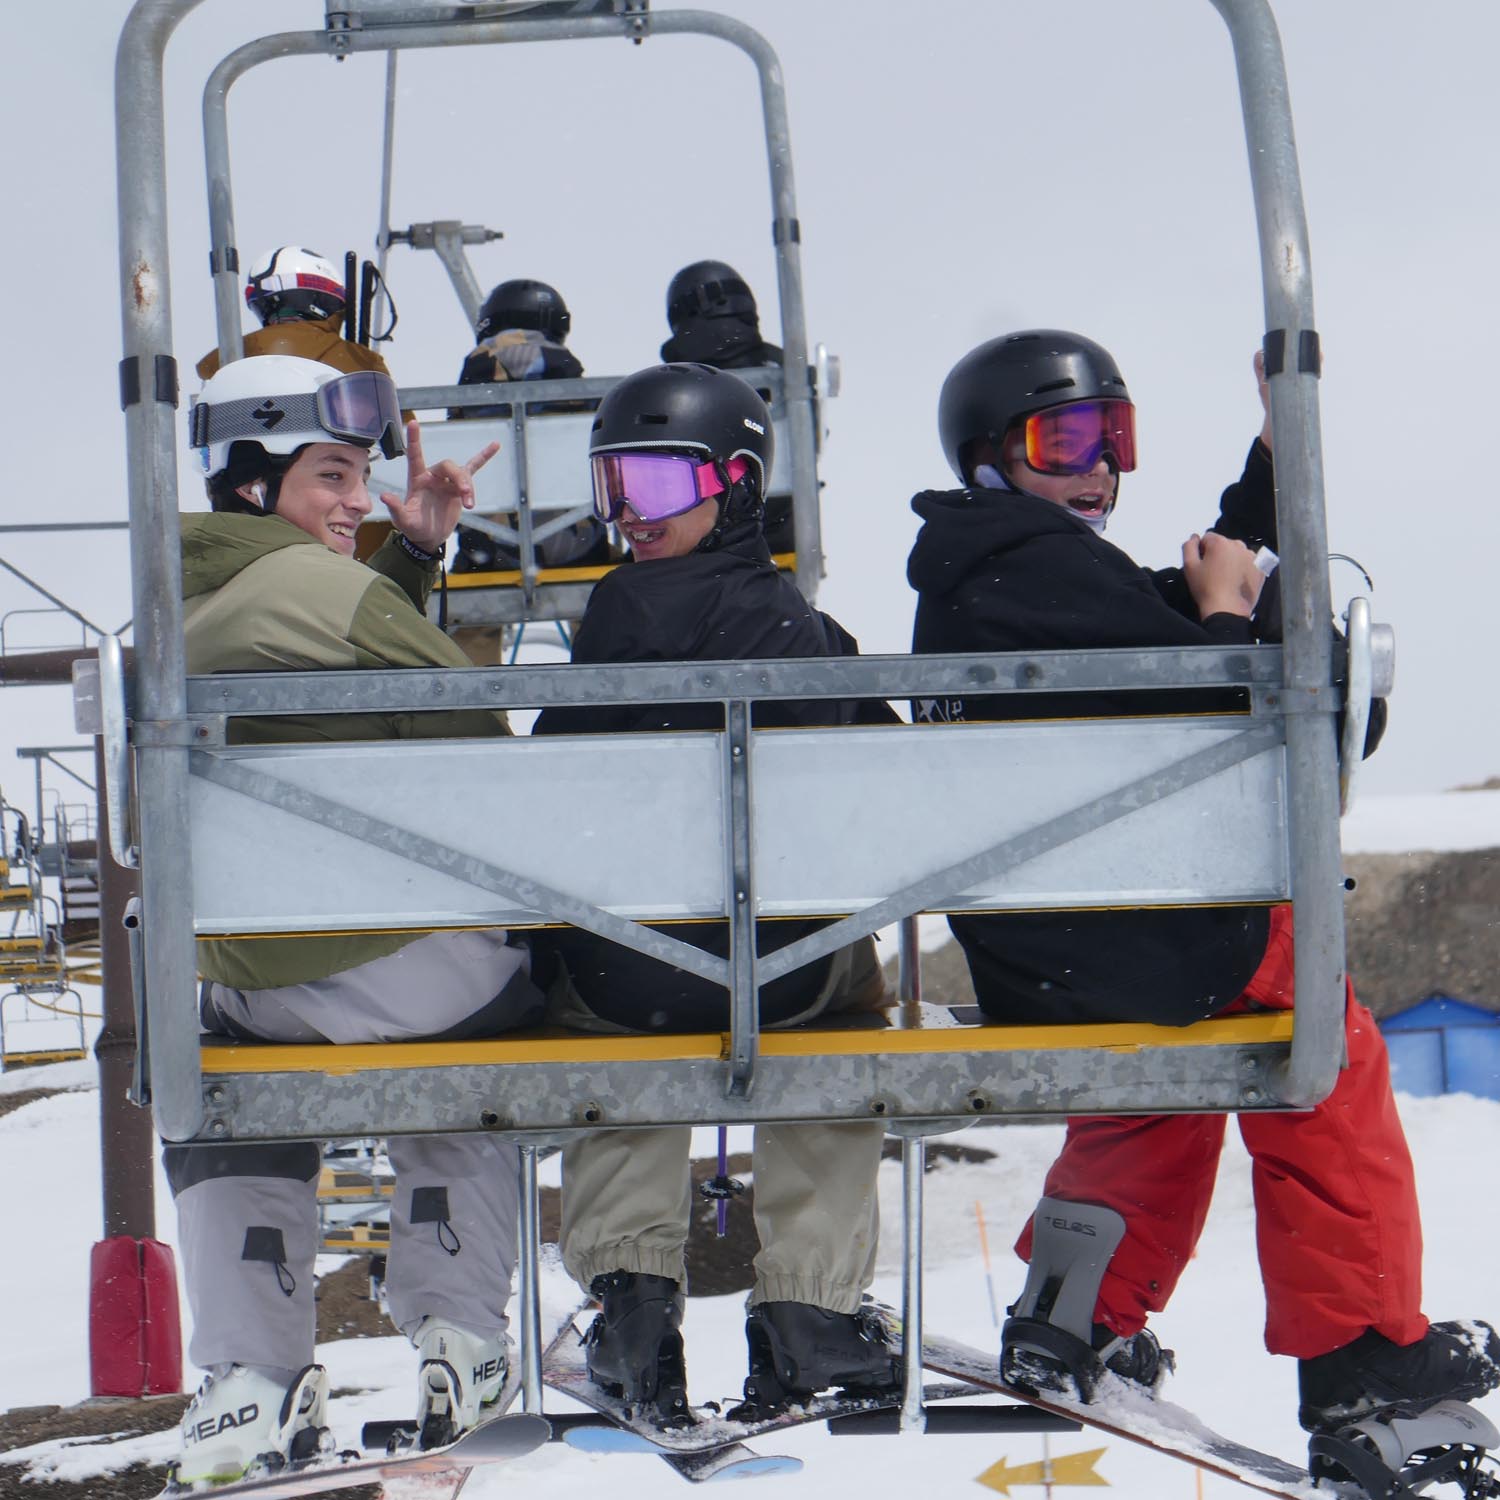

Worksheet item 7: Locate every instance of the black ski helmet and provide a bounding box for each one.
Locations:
[938,329,1131,486]
[665,260,759,332]
[474,279,571,344]
[590,363,773,497]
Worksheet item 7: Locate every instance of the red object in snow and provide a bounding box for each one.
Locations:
[89,1236,183,1396]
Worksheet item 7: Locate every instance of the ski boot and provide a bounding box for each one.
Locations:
[1000,1195,1174,1402]
[732,1301,900,1417]
[1298,1320,1500,1434]
[412,1319,512,1450]
[1309,1400,1500,1498]
[584,1271,691,1428]
[173,1363,330,1488]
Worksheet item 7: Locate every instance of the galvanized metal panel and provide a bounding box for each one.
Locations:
[753,719,1289,914]
[190,733,727,933]
[189,717,1286,937]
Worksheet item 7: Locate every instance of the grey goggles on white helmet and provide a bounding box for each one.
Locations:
[190,369,406,460]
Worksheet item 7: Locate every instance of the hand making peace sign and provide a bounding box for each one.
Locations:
[379,418,501,554]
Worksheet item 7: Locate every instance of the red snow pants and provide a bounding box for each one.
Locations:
[1014,905,1428,1359]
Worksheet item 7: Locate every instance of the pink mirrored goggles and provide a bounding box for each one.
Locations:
[591,451,749,524]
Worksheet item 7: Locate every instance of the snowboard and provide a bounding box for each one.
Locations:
[904,1319,1321,1499]
[541,1312,1066,1476]
[541,1314,805,1481]
[902,1315,1500,1500]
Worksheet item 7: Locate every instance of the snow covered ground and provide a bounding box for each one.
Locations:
[2,1062,1498,1499]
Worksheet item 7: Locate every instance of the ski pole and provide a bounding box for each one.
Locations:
[697,1126,744,1237]
[716,1127,729,1236]
[343,252,357,344]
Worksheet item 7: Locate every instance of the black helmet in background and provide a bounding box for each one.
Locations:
[475,278,571,344]
[590,362,773,495]
[938,329,1130,486]
[665,260,759,333]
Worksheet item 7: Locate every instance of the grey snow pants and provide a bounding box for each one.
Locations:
[165,929,541,1376]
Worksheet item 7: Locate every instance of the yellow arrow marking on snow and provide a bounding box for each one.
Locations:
[976,1448,1110,1494]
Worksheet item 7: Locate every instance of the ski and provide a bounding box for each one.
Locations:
[159,1370,549,1500]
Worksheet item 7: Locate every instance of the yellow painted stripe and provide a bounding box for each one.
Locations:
[1,1048,89,1067]
[201,1013,1292,1078]
[758,1013,1294,1057]
[203,1031,728,1076]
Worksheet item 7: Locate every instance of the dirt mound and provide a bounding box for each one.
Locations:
[0,1396,185,1500]
[1345,848,1500,1016]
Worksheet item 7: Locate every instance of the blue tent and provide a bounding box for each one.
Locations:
[1380,996,1500,1100]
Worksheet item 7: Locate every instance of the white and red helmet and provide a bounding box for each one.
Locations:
[244,246,346,326]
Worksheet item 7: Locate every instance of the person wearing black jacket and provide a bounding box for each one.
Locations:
[907,331,1498,1434]
[660,260,796,552]
[449,278,608,573]
[533,363,899,1425]
[659,260,783,371]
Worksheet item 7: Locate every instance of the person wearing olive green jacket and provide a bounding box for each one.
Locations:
[167,355,539,1487]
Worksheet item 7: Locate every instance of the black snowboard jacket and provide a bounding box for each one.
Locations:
[533,530,894,1030]
[905,442,1280,1027]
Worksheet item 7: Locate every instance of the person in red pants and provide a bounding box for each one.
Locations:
[906,328,1499,1436]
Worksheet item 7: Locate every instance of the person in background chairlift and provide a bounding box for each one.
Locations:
[660,259,794,553]
[531,362,900,1428]
[449,277,609,574]
[167,354,544,1487]
[195,245,392,383]
[906,328,1499,1434]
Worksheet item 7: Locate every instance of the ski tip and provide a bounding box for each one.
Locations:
[561,1423,661,1454]
[452,1411,553,1458]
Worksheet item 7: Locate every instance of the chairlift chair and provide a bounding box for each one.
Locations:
[109,0,1389,1431]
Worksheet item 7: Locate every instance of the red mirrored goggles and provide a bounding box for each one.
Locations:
[1018,398,1137,476]
[591,451,749,524]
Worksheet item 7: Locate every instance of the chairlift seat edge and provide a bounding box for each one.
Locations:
[199,1011,1295,1078]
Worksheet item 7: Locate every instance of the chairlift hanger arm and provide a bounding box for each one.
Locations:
[1209,0,1341,1110]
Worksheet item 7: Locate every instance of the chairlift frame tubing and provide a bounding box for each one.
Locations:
[374,51,399,339]
[200,10,822,600]
[1210,0,1343,1107]
[117,0,212,1142]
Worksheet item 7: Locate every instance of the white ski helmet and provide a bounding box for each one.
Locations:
[190,355,405,479]
[244,245,346,325]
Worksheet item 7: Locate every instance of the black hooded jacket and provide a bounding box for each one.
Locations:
[533,530,894,1030]
[906,442,1279,1027]
[660,316,783,371]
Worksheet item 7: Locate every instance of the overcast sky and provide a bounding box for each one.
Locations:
[2,0,1497,823]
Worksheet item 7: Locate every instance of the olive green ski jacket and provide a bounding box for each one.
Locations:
[181,511,506,989]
